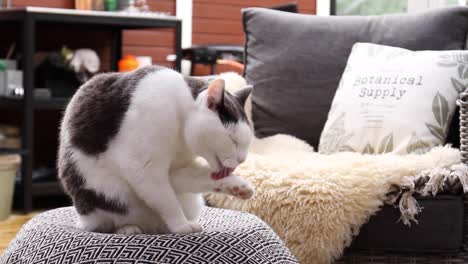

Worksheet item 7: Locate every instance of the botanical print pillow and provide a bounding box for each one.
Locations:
[319,43,468,154]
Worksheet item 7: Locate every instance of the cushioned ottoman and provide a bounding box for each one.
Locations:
[0,207,297,264]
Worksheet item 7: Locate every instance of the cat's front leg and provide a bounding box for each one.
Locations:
[127,163,202,234]
[171,159,254,199]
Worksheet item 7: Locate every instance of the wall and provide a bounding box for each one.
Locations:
[12,0,176,69]
[192,0,316,74]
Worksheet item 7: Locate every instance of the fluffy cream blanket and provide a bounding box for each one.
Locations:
[209,72,463,263]
[206,134,460,264]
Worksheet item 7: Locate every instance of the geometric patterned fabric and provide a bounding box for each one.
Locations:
[0,207,298,263]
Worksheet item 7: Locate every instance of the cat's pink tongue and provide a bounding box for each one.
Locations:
[211,167,234,180]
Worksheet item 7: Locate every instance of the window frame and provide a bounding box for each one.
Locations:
[326,0,465,16]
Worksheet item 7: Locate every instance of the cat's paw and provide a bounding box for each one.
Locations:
[229,182,255,199]
[115,225,143,235]
[169,221,203,234]
[215,179,255,199]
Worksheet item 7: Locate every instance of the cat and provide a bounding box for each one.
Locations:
[58,65,254,235]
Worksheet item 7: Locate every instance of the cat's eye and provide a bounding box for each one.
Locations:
[229,135,238,147]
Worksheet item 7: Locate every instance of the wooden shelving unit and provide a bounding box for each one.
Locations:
[0,7,182,212]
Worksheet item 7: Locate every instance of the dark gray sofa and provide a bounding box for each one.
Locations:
[242,6,468,263]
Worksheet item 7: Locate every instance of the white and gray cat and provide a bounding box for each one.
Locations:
[58,66,254,235]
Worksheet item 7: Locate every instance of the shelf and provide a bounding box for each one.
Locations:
[0,7,181,29]
[34,97,70,110]
[31,181,64,196]
[0,96,70,110]
[15,180,64,197]
[1,6,182,212]
[0,96,22,108]
[0,148,28,155]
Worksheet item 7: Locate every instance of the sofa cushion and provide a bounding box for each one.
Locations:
[349,195,464,253]
[243,7,468,149]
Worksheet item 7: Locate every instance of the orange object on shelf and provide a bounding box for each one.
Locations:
[118,55,139,72]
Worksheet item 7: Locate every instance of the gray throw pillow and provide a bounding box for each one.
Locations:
[243,7,468,149]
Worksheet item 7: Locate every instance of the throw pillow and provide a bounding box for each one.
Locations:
[319,43,468,154]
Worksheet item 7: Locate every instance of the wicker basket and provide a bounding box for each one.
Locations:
[337,92,468,263]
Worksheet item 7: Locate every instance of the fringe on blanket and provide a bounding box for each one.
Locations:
[386,163,468,226]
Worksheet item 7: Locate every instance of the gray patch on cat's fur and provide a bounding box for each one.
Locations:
[184,76,209,98]
[184,76,251,125]
[59,147,127,216]
[235,85,252,107]
[218,92,248,124]
[67,66,164,155]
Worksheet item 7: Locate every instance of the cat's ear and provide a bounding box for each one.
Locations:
[234,85,253,107]
[207,79,225,110]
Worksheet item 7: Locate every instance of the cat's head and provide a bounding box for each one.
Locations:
[184,78,253,172]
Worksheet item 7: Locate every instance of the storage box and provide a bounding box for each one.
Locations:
[0,154,20,221]
[4,70,23,97]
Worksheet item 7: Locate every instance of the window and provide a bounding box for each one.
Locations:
[332,0,407,15]
[329,0,465,16]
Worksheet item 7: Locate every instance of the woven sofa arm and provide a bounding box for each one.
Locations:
[458,90,468,164]
[456,90,468,257]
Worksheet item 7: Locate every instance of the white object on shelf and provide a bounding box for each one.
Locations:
[5,70,22,97]
[136,56,152,68]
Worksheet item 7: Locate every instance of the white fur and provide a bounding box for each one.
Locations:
[61,68,254,234]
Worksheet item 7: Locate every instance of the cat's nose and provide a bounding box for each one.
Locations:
[237,156,246,164]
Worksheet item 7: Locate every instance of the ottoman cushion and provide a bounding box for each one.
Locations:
[1,207,297,264]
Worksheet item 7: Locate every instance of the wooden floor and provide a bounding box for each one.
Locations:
[0,212,40,255]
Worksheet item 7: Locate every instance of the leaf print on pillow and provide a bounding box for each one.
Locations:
[451,78,466,93]
[437,61,458,67]
[339,145,356,152]
[319,112,354,154]
[426,123,445,142]
[432,92,449,127]
[407,132,431,154]
[437,53,468,68]
[378,133,393,153]
[457,65,465,79]
[363,143,375,154]
[425,92,449,143]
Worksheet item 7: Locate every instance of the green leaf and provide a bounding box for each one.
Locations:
[407,133,431,154]
[437,61,458,67]
[339,145,356,152]
[378,133,393,153]
[451,78,466,93]
[432,92,449,127]
[426,123,445,142]
[363,143,375,154]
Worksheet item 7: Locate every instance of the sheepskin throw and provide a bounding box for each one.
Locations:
[206,134,462,264]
